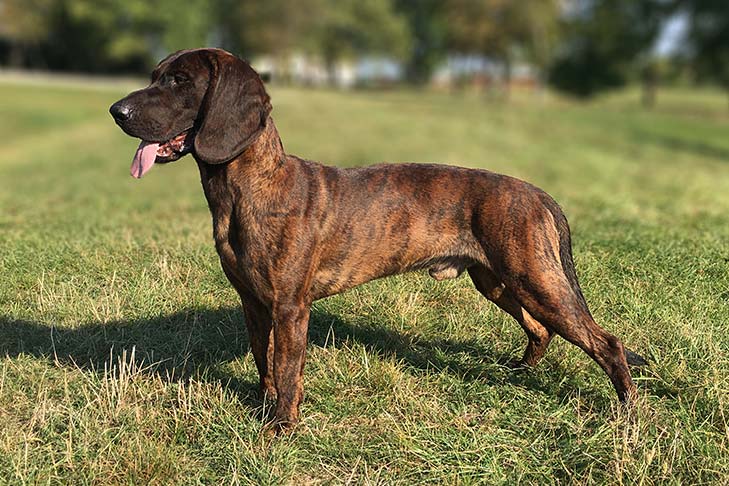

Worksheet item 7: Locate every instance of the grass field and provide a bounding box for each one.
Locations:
[1,78,728,484]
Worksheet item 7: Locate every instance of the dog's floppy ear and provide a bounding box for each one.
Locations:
[194,51,272,164]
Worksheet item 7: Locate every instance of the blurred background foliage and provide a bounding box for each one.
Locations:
[0,0,728,104]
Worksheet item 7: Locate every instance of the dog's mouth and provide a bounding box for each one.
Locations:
[130,129,194,179]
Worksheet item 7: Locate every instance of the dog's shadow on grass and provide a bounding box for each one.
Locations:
[0,306,619,409]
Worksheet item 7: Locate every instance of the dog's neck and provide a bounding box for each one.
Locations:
[197,116,284,170]
[196,117,290,228]
[237,117,287,177]
[197,116,286,181]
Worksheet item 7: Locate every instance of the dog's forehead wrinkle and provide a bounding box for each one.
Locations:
[152,51,198,80]
[159,48,193,65]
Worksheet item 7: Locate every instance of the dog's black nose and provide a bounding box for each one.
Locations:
[109,101,132,122]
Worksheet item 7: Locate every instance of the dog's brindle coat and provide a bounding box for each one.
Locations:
[110,48,643,431]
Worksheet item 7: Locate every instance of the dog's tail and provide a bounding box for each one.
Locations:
[543,195,649,367]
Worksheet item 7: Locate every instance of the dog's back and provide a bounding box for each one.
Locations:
[109,48,644,431]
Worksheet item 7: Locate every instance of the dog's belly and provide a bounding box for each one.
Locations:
[309,230,481,300]
[310,253,476,300]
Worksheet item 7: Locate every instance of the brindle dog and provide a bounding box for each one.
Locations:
[110,48,645,431]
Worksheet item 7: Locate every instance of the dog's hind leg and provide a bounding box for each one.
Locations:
[468,265,554,367]
[491,201,637,401]
[508,278,637,401]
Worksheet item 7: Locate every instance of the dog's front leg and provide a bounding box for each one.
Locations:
[241,296,276,400]
[270,302,310,430]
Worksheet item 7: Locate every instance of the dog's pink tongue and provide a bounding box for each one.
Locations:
[130,141,159,178]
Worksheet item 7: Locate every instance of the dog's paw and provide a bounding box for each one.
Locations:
[261,417,298,438]
[261,388,278,402]
[506,359,531,370]
[625,348,648,367]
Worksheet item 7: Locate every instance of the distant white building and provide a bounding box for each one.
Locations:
[252,54,402,88]
[252,53,536,89]
[432,55,537,90]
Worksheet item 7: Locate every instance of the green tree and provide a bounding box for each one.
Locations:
[395,0,447,84]
[157,0,213,54]
[65,0,213,69]
[0,0,55,66]
[512,0,562,88]
[311,0,411,81]
[683,0,729,102]
[548,0,669,104]
[225,0,410,83]
[232,0,320,58]
[443,0,561,97]
[62,0,155,70]
[1,0,217,73]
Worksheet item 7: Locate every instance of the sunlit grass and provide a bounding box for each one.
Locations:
[1,80,728,483]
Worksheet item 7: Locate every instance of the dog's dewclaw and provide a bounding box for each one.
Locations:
[625,348,648,366]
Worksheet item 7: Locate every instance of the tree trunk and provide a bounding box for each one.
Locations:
[502,56,512,102]
[534,70,547,105]
[641,64,658,109]
[8,42,25,68]
[641,79,656,108]
[325,58,338,87]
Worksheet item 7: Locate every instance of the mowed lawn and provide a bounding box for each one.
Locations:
[1,78,728,484]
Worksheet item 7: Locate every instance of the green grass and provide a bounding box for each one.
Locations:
[1,79,728,484]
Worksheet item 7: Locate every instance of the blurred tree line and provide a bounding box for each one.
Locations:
[0,0,727,101]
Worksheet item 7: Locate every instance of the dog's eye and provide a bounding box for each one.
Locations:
[172,73,189,85]
[160,73,188,87]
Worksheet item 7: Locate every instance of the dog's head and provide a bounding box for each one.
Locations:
[109,48,271,178]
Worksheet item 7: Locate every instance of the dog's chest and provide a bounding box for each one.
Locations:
[201,178,271,297]
[212,208,273,293]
